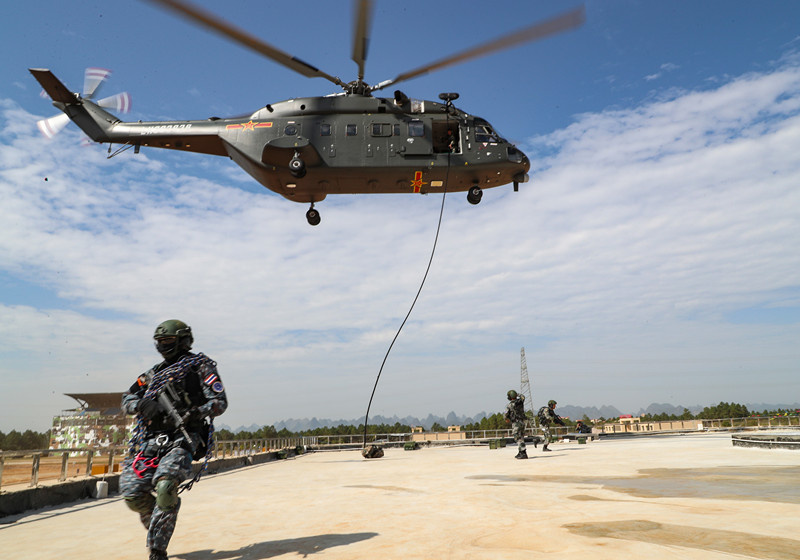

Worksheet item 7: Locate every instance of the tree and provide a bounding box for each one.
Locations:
[696,402,749,420]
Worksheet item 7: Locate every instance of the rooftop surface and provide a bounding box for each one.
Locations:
[1,432,798,559]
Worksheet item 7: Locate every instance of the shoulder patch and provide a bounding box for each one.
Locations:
[211,381,224,393]
[203,372,219,386]
[136,374,147,387]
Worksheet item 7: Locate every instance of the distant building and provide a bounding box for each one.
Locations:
[50,393,133,451]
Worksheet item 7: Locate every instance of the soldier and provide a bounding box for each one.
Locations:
[362,444,384,459]
[537,399,565,451]
[120,320,228,560]
[504,390,528,459]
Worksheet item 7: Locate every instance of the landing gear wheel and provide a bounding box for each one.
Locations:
[289,156,306,178]
[467,185,483,205]
[306,205,321,226]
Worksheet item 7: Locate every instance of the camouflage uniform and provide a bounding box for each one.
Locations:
[120,352,227,556]
[505,395,527,457]
[537,403,565,451]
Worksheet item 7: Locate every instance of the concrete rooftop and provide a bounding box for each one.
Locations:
[1,432,798,559]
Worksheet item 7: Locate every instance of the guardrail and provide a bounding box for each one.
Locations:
[4,416,797,490]
[0,436,318,491]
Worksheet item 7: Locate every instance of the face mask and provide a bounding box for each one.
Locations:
[155,337,178,358]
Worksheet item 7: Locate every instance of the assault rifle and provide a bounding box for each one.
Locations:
[157,381,194,446]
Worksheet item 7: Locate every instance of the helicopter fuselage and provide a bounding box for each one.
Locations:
[106,92,530,204]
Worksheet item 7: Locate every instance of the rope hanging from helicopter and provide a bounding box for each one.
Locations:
[361,108,458,454]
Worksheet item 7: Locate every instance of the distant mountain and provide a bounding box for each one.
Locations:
[746,402,800,413]
[215,402,800,434]
[556,405,623,420]
[637,403,705,416]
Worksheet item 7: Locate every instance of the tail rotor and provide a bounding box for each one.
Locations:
[36,67,131,139]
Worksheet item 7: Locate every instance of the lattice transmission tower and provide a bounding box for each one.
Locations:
[519,347,534,416]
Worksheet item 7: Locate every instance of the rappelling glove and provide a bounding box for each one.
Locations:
[137,398,162,421]
[182,406,203,424]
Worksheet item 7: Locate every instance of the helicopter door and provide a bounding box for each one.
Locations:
[432,121,460,154]
[402,119,432,155]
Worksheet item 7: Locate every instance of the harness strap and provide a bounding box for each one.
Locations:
[132,452,160,479]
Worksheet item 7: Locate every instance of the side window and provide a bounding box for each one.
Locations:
[393,124,400,136]
[371,123,391,137]
[346,124,358,136]
[284,123,298,136]
[408,120,425,137]
[320,123,332,136]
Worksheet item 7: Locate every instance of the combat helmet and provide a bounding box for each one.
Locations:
[153,319,193,360]
[548,399,557,407]
[507,390,518,401]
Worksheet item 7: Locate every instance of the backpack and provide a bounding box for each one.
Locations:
[537,406,549,424]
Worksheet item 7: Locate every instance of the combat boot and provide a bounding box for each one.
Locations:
[542,444,551,452]
[515,450,528,459]
[149,549,168,560]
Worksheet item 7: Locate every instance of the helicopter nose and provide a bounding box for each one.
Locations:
[508,146,530,186]
[507,146,530,171]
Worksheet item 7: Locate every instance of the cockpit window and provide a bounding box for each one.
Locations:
[408,120,425,137]
[474,124,499,143]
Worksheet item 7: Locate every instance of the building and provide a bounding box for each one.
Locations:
[49,393,133,451]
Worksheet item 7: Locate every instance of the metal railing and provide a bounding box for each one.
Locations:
[0,447,127,491]
[0,436,318,491]
[4,416,797,490]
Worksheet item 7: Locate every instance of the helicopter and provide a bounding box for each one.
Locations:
[31,0,584,226]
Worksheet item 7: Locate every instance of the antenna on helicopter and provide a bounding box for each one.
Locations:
[439,92,460,113]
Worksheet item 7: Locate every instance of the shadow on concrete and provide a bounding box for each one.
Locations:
[0,496,123,527]
[174,532,379,559]
[564,520,800,560]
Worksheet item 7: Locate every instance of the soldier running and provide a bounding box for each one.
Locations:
[537,399,565,452]
[504,390,528,459]
[120,320,228,560]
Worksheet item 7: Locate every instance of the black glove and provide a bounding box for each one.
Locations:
[182,407,203,425]
[137,398,162,421]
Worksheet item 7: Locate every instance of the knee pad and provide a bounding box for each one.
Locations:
[155,477,180,511]
[124,493,155,514]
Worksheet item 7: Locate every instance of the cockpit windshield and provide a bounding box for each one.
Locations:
[473,120,501,143]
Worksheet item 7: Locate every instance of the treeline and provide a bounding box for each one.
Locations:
[215,422,416,441]
[218,403,780,439]
[640,401,752,422]
[0,430,51,451]
[5,403,796,446]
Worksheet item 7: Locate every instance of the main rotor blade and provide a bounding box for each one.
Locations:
[352,0,373,82]
[371,5,586,92]
[146,0,346,88]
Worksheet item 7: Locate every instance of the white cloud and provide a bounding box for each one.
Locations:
[1,59,800,431]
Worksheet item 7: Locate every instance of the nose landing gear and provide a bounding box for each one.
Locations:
[306,203,321,226]
[467,185,483,205]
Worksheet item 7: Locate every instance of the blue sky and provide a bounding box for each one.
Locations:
[1,1,799,432]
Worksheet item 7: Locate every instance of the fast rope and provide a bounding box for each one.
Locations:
[362,118,456,452]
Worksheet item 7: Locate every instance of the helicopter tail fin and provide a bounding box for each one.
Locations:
[29,68,80,104]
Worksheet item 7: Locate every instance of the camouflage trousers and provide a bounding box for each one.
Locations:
[511,421,526,453]
[541,424,552,446]
[120,441,193,552]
